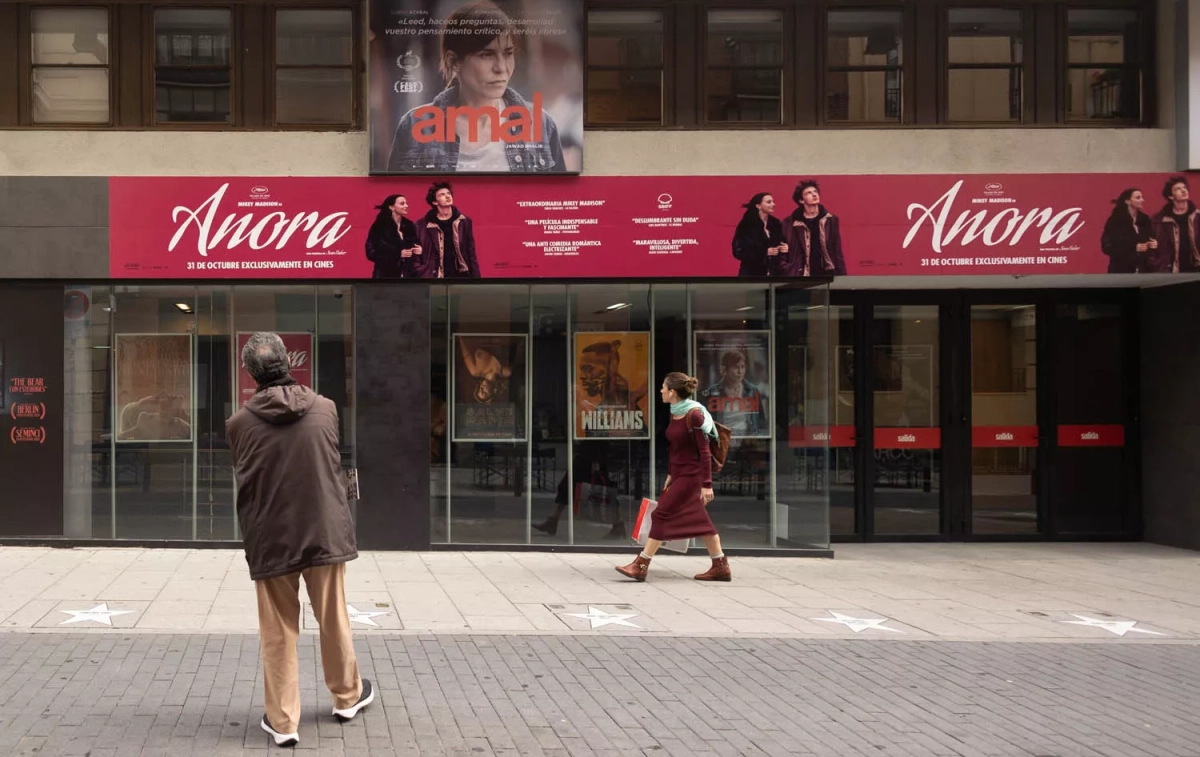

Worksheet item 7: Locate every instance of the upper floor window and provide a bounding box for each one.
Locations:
[947,8,1024,123]
[1066,8,1142,121]
[274,9,355,125]
[586,9,664,125]
[826,10,904,123]
[154,9,233,125]
[30,7,110,124]
[705,9,784,124]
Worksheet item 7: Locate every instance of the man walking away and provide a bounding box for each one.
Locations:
[227,332,374,747]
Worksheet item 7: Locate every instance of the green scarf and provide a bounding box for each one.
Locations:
[671,399,716,437]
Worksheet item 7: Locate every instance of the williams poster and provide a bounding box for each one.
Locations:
[368,0,584,175]
[452,333,526,441]
[235,332,315,402]
[114,334,193,443]
[694,331,771,439]
[574,332,649,440]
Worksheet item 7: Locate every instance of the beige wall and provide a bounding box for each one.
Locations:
[0,126,1176,177]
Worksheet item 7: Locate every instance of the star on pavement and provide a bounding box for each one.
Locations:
[562,606,641,630]
[1060,614,1164,637]
[346,604,389,628]
[58,603,135,626]
[811,611,904,634]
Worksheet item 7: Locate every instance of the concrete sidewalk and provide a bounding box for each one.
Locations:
[2,543,1200,641]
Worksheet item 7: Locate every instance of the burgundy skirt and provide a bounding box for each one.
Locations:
[649,473,717,541]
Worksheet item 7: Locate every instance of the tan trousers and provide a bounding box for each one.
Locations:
[255,562,362,734]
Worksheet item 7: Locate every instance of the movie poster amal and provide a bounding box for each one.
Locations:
[452,333,526,441]
[368,0,584,175]
[574,332,649,440]
[694,331,771,439]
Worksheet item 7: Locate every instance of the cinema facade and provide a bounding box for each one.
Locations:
[2,0,1198,554]
[1,164,1197,556]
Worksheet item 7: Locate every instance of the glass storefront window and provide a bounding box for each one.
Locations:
[62,285,355,541]
[431,282,830,551]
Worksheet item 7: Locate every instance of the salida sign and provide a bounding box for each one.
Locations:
[110,172,1182,280]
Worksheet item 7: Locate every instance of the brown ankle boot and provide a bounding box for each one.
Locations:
[615,554,651,582]
[694,556,731,582]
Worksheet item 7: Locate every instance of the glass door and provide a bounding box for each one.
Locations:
[868,305,942,536]
[969,305,1040,535]
[1048,302,1132,535]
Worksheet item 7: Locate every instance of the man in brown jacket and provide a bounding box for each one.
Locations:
[227,332,374,747]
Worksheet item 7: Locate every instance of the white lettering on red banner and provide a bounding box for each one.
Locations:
[903,180,1084,253]
[169,183,351,257]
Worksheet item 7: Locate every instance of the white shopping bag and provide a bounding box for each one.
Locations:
[632,498,690,553]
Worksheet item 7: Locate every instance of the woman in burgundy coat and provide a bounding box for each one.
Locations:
[616,372,731,583]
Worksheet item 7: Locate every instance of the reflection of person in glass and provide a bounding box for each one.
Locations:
[578,339,647,415]
[119,392,192,440]
[782,179,847,276]
[533,447,624,539]
[365,194,423,278]
[418,182,480,278]
[1149,176,1200,273]
[459,337,511,403]
[386,0,566,174]
[701,350,767,437]
[732,193,788,276]
[1100,188,1154,273]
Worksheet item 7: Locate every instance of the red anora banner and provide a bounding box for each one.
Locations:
[109,173,1183,279]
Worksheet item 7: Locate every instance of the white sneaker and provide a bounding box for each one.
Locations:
[333,678,375,722]
[260,715,299,747]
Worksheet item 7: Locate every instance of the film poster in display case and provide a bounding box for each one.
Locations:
[452,333,527,442]
[693,330,771,439]
[114,333,194,443]
[574,331,650,440]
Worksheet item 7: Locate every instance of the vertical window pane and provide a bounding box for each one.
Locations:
[707,9,783,67]
[1067,67,1140,120]
[276,69,353,124]
[948,8,1022,64]
[155,9,231,124]
[586,69,663,124]
[154,9,231,65]
[32,7,109,65]
[587,10,662,67]
[707,68,782,123]
[827,11,903,67]
[277,9,352,66]
[949,68,1020,122]
[32,68,109,123]
[825,70,901,122]
[1068,9,1138,64]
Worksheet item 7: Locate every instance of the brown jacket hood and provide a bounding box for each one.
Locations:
[245,382,317,425]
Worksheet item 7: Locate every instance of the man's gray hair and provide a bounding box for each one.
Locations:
[242,332,290,385]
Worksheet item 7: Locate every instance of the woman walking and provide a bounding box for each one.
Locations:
[616,372,731,582]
